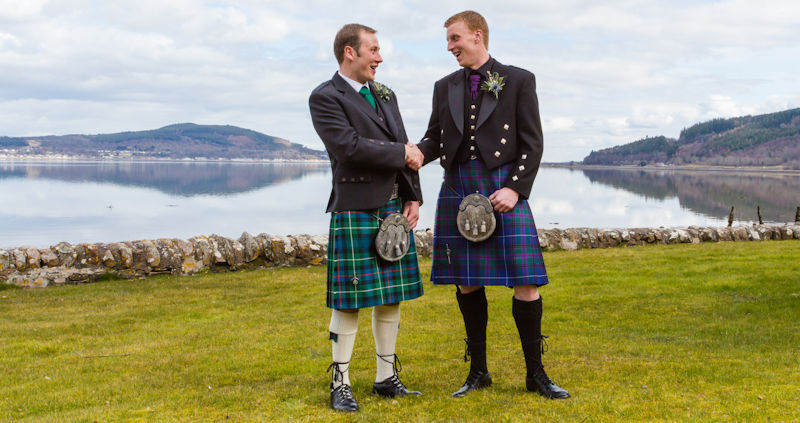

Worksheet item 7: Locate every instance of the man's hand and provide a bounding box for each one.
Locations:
[405,143,423,171]
[489,187,519,213]
[402,201,420,229]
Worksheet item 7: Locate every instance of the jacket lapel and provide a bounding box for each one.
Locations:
[448,71,465,135]
[373,83,402,141]
[476,59,500,129]
[332,73,392,135]
[476,91,498,129]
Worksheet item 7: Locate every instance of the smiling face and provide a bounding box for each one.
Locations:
[446,20,489,70]
[342,30,382,84]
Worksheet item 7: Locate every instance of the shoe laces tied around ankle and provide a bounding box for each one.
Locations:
[327,361,349,384]
[540,335,549,355]
[377,353,402,375]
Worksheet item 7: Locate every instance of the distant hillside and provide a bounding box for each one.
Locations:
[0,123,328,161]
[583,108,800,169]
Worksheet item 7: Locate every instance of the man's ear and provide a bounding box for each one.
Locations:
[343,45,355,61]
[474,29,483,45]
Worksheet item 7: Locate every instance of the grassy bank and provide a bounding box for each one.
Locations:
[1,241,799,422]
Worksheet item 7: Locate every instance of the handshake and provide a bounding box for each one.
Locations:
[404,143,424,171]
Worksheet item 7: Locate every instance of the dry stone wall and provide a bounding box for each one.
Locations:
[1,225,798,288]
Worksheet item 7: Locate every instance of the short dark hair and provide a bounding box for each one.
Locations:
[444,10,489,49]
[333,23,376,64]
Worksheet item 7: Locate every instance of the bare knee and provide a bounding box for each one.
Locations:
[513,285,540,301]
[458,285,484,295]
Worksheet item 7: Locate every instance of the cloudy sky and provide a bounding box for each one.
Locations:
[2,0,799,162]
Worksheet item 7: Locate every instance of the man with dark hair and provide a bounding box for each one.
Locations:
[417,10,570,399]
[309,23,425,412]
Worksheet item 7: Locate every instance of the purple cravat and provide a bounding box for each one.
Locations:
[469,73,481,100]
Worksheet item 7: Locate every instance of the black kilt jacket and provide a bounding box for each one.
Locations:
[309,72,423,212]
[417,59,543,199]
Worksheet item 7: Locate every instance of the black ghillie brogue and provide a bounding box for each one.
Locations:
[327,361,359,412]
[371,354,422,398]
[372,374,422,398]
[526,368,569,399]
[330,383,359,411]
[452,370,492,397]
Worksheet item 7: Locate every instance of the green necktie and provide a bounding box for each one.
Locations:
[359,86,376,110]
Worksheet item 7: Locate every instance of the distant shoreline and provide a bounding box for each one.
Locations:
[0,155,329,164]
[542,162,800,175]
[2,156,799,174]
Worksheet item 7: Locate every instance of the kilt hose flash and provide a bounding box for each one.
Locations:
[326,197,423,310]
[431,159,549,287]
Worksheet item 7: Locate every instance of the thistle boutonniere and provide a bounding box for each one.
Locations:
[480,71,506,99]
[371,81,393,102]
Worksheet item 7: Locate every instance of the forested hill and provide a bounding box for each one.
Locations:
[582,108,800,169]
[0,123,328,160]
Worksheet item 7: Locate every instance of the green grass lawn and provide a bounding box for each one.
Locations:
[1,241,799,422]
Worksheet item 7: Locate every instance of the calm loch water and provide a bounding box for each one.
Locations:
[1,161,798,248]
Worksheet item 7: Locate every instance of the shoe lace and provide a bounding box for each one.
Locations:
[326,361,349,384]
[540,335,549,355]
[377,353,403,375]
[534,369,554,386]
[338,384,354,399]
[388,374,405,390]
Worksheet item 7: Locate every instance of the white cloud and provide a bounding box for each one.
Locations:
[1,0,799,162]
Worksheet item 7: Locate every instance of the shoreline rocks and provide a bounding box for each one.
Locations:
[1,224,798,288]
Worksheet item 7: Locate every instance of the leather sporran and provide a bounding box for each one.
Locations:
[457,193,496,242]
[375,213,411,262]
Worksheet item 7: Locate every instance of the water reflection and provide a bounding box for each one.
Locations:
[581,168,800,224]
[2,161,798,248]
[0,161,330,196]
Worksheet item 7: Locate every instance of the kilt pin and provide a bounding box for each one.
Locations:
[327,197,423,310]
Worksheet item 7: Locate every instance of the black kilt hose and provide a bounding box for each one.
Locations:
[326,197,424,310]
[431,159,549,287]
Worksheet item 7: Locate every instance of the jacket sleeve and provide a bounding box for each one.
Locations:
[417,82,443,166]
[309,88,406,170]
[504,73,543,199]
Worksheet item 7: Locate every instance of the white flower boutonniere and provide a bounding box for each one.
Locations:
[372,81,393,102]
[480,71,506,99]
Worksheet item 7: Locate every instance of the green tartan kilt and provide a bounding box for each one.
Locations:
[326,197,424,310]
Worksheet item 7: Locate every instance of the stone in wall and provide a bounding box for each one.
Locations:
[239,232,261,263]
[11,248,27,272]
[189,236,215,268]
[40,248,60,267]
[0,249,12,276]
[153,239,183,274]
[52,242,76,267]
[24,247,41,269]
[175,238,200,274]
[413,230,433,258]
[210,234,245,269]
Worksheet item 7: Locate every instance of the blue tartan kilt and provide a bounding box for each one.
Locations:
[431,160,549,287]
[327,197,424,310]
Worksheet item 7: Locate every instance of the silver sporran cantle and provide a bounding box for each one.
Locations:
[457,193,496,242]
[376,213,411,262]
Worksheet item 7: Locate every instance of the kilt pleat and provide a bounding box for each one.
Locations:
[431,160,549,287]
[327,197,423,309]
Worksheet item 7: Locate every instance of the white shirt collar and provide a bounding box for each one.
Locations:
[338,71,369,94]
